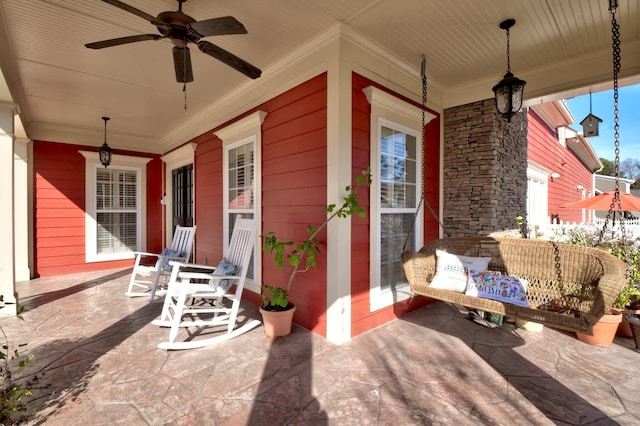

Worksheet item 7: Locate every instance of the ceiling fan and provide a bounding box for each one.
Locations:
[85,0,261,82]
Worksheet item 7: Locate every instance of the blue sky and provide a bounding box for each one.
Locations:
[565,84,640,163]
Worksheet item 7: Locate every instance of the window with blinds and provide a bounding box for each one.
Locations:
[379,125,418,292]
[227,141,255,279]
[96,168,138,254]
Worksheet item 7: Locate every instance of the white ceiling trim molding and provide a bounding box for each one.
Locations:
[161,23,444,154]
[29,122,161,153]
[78,150,152,166]
[159,26,343,153]
[446,39,640,110]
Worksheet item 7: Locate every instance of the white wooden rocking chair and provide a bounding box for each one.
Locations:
[152,218,260,350]
[126,225,197,301]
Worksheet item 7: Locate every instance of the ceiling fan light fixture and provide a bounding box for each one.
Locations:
[492,18,526,121]
[99,116,112,168]
[173,46,194,83]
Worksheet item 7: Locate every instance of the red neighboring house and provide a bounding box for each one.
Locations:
[526,101,602,231]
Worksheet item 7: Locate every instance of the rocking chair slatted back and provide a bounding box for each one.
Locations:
[402,237,627,334]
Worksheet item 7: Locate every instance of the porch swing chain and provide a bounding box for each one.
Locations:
[598,0,626,247]
[402,56,444,251]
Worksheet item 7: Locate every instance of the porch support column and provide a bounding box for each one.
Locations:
[325,35,353,344]
[14,136,31,281]
[0,103,17,315]
[443,99,527,236]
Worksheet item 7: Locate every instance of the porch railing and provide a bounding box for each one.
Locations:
[531,217,640,242]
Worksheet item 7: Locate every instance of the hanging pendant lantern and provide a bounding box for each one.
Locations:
[98,116,112,168]
[492,19,526,121]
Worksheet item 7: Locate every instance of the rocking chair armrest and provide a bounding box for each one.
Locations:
[177,272,239,281]
[133,250,162,258]
[168,261,216,272]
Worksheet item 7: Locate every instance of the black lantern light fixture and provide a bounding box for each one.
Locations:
[492,19,526,120]
[98,116,112,168]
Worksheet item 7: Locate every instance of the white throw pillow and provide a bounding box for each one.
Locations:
[429,249,491,293]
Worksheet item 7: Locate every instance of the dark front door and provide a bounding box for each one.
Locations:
[172,164,193,230]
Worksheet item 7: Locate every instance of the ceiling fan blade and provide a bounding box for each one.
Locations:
[189,16,247,37]
[100,0,168,28]
[85,34,163,49]
[197,41,261,79]
[173,47,194,83]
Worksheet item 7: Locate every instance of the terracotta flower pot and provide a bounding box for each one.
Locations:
[612,308,640,337]
[576,312,623,347]
[260,304,296,337]
[627,314,640,351]
[617,317,634,337]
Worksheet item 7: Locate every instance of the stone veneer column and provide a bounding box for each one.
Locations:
[442,99,527,237]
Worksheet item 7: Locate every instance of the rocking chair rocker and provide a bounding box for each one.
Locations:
[152,218,260,350]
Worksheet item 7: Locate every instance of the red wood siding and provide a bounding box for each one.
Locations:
[194,132,224,264]
[527,110,594,223]
[189,74,329,335]
[350,73,440,338]
[261,74,328,336]
[33,141,162,277]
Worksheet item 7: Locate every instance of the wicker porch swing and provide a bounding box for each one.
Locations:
[401,5,629,334]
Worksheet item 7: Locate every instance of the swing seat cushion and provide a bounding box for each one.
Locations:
[401,237,628,334]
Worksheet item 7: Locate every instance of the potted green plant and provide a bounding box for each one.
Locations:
[554,228,640,344]
[260,168,371,337]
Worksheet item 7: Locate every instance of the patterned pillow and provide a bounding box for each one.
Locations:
[160,248,185,271]
[212,257,238,292]
[429,249,491,293]
[466,271,530,307]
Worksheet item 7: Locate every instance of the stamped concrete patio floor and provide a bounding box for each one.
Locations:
[3,268,640,425]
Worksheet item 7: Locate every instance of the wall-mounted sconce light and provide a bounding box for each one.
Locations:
[98,116,112,168]
[492,19,526,121]
[550,172,560,182]
[576,185,584,191]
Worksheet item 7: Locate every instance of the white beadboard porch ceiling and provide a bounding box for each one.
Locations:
[1,0,639,153]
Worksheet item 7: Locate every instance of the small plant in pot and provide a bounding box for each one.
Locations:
[554,227,640,343]
[260,168,371,336]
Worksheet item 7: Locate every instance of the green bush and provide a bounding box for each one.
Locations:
[554,229,640,309]
[0,297,36,424]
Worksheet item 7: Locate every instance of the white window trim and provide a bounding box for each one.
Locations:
[80,151,151,262]
[364,86,435,311]
[162,143,197,248]
[214,110,266,294]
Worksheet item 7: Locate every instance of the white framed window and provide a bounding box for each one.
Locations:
[215,111,266,294]
[527,162,550,227]
[364,86,433,311]
[80,151,151,262]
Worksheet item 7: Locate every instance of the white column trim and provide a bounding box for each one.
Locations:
[325,40,353,345]
[0,104,17,314]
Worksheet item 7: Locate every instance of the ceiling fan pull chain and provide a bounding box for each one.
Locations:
[183,82,188,115]
[183,42,188,115]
